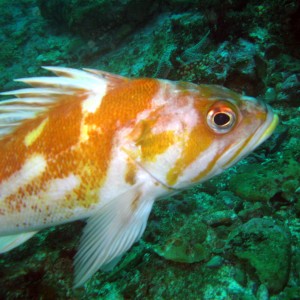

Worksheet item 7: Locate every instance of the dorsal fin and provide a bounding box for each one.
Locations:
[0,66,129,139]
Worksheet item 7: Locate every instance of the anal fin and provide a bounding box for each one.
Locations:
[0,231,38,254]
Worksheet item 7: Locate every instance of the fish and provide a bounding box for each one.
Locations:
[0,67,278,287]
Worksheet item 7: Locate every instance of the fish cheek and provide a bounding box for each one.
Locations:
[129,119,176,163]
[166,123,214,186]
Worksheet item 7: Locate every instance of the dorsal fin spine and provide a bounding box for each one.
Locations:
[0,67,128,139]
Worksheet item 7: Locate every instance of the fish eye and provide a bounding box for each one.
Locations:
[207,104,236,134]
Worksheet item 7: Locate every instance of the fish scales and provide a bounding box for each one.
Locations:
[0,67,278,287]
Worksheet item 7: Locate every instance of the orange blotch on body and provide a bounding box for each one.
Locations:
[138,130,175,162]
[125,159,137,185]
[166,119,214,186]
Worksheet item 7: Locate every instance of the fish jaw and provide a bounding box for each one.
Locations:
[251,104,279,148]
[218,98,279,171]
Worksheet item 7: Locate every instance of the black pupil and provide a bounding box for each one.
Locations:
[214,113,230,126]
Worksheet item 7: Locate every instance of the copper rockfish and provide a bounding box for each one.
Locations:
[0,67,278,287]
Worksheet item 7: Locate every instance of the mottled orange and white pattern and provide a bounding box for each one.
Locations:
[0,67,278,287]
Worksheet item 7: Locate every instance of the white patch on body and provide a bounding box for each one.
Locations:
[151,80,169,107]
[178,144,219,187]
[79,79,107,143]
[43,174,80,201]
[98,138,134,206]
[0,174,82,234]
[98,124,170,208]
[0,154,47,201]
[81,79,107,113]
[153,98,199,135]
[137,142,183,186]
[150,80,199,134]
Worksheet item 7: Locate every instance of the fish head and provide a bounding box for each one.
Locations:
[125,81,278,190]
[194,84,279,170]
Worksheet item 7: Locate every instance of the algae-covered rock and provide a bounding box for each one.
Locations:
[38,0,158,37]
[228,218,291,294]
[228,157,299,203]
[202,210,238,227]
[154,239,210,264]
[152,216,210,264]
[145,191,235,265]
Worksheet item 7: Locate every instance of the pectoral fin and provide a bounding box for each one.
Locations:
[74,185,155,287]
[0,231,38,254]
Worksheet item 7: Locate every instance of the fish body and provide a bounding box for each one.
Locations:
[0,67,278,286]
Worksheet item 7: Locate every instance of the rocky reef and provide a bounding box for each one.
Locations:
[0,0,299,299]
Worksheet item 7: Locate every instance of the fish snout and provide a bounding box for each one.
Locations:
[244,96,279,149]
[254,104,279,148]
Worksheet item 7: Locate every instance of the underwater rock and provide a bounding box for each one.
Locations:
[228,157,299,203]
[38,0,158,38]
[145,191,236,265]
[0,43,19,67]
[202,210,238,227]
[229,163,278,202]
[256,284,269,300]
[237,202,268,221]
[277,74,300,103]
[205,255,223,268]
[153,238,210,264]
[152,217,210,264]
[264,87,277,103]
[217,191,243,209]
[176,39,264,95]
[228,218,291,294]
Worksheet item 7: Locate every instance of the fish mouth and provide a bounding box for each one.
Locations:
[221,104,278,170]
[251,104,279,149]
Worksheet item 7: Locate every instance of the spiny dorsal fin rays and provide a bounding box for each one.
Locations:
[0,126,18,136]
[0,66,126,139]
[14,76,96,91]
[0,111,35,123]
[82,68,129,86]
[0,111,43,138]
[0,88,73,99]
[0,105,46,112]
[43,66,101,79]
[0,66,127,102]
[42,66,129,89]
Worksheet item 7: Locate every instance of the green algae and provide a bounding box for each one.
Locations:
[228,157,299,203]
[228,218,291,294]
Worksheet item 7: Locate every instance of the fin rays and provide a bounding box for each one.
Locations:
[74,185,154,287]
[0,231,38,254]
[0,66,127,139]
